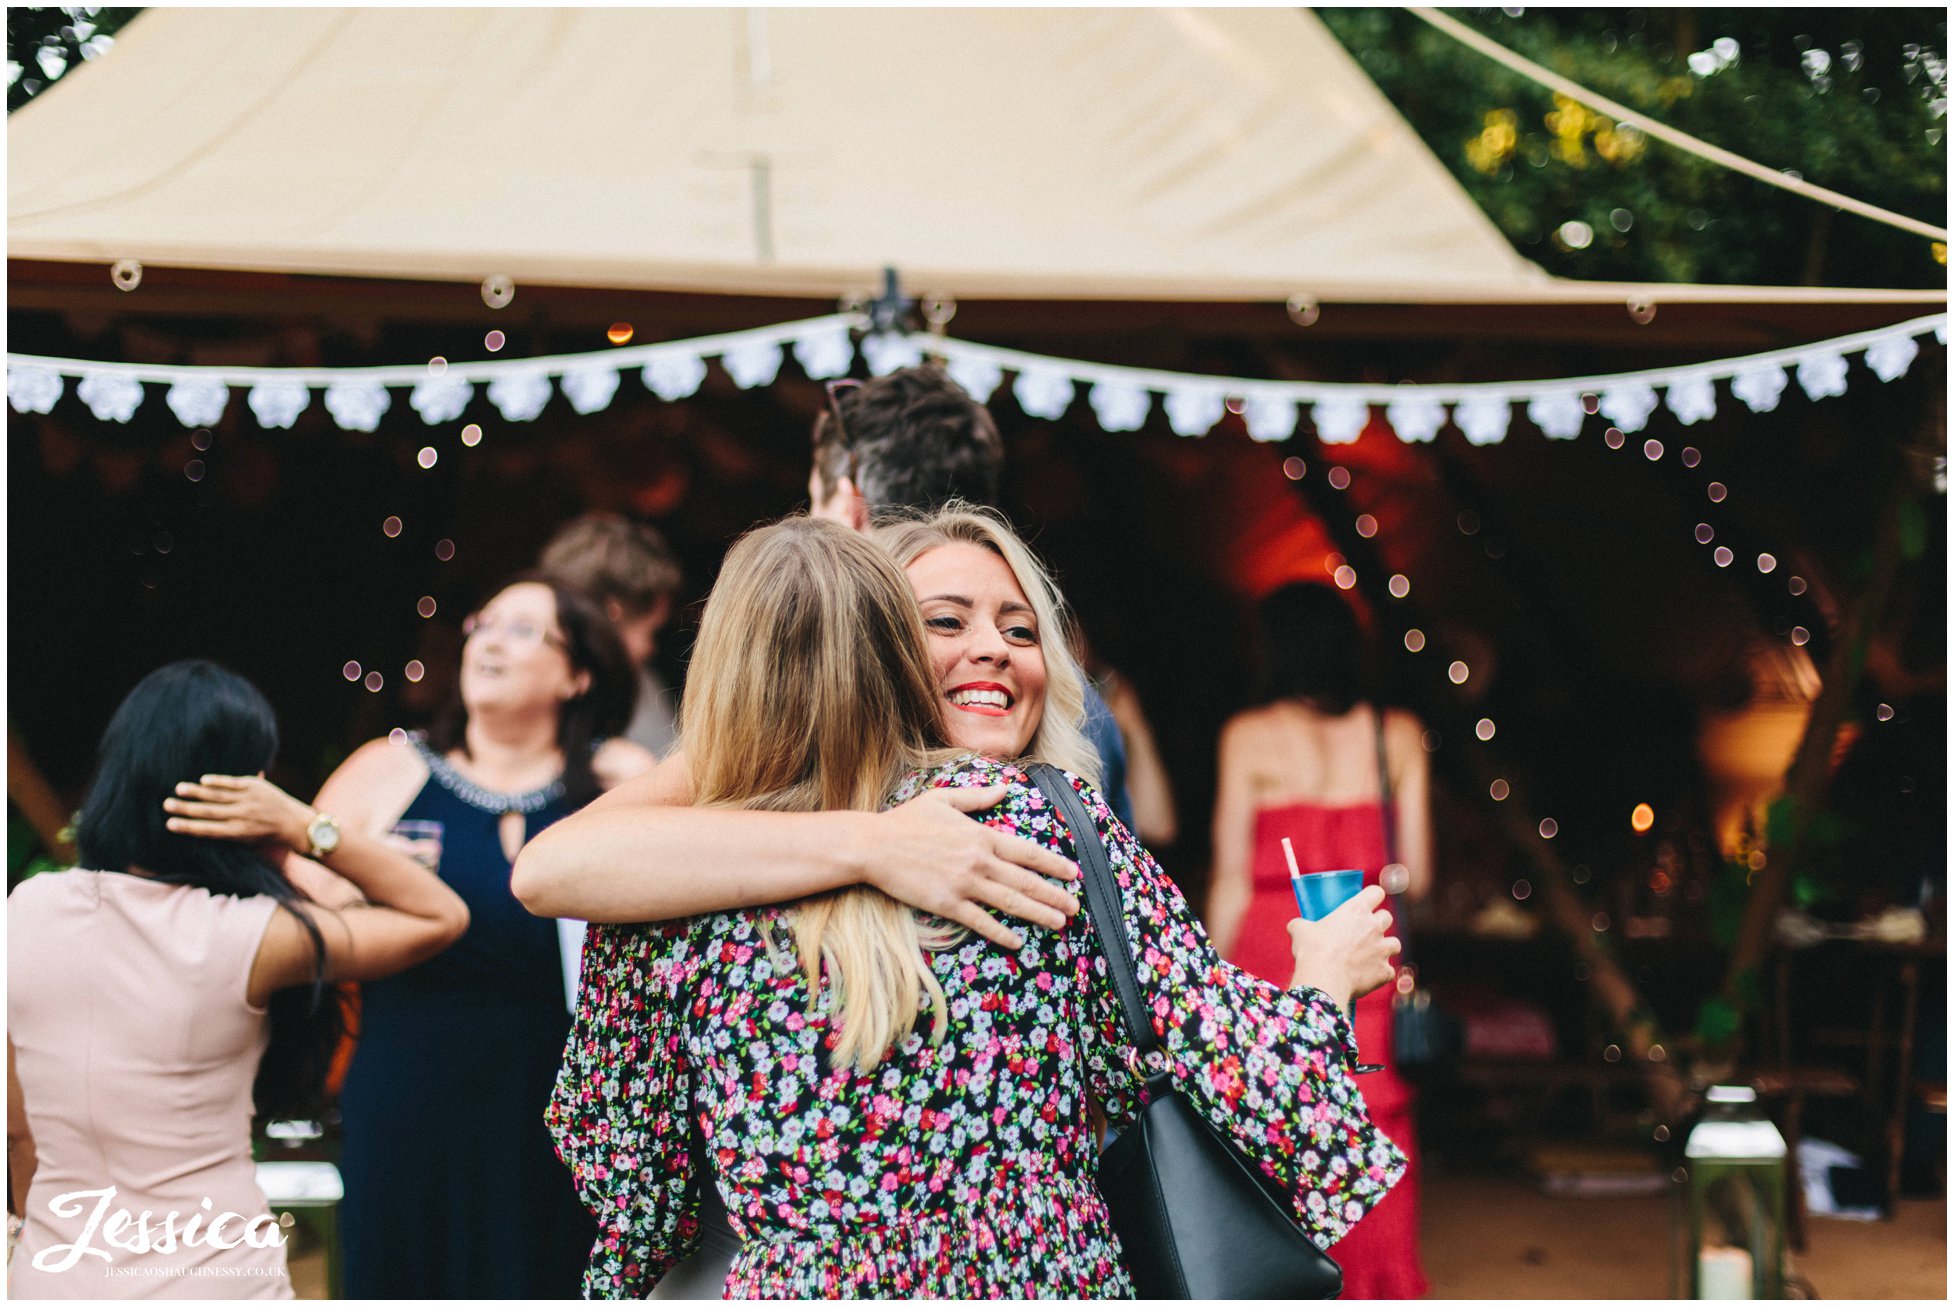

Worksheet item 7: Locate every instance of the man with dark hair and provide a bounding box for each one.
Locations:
[539,513,684,757]
[807,364,1005,530]
[808,364,1135,827]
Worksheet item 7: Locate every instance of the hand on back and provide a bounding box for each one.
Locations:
[864,784,1080,951]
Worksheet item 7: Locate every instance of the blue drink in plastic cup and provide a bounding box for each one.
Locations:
[1282,852,1381,1073]
[1291,868,1366,922]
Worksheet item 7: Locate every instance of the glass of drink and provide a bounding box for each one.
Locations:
[388,819,444,873]
[1284,839,1382,1073]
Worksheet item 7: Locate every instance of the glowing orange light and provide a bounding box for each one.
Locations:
[1354,514,1378,538]
[1333,565,1357,590]
[1475,718,1496,741]
[607,323,635,345]
[1630,803,1655,833]
[1388,574,1410,599]
[1448,660,1469,684]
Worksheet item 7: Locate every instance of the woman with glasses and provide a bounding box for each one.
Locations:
[309,573,653,1299]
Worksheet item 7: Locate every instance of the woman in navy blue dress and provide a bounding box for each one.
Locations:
[298,573,654,1298]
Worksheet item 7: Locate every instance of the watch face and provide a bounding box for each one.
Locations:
[311,818,341,853]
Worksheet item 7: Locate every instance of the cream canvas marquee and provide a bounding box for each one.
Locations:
[8,6,1564,301]
[11,6,1941,313]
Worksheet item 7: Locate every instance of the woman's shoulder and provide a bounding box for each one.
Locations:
[1220,701,1299,743]
[317,733,432,814]
[920,754,1124,824]
[592,737,658,791]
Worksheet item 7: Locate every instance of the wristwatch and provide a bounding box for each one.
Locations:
[304,810,343,860]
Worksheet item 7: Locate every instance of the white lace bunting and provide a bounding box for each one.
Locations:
[5,313,1939,446]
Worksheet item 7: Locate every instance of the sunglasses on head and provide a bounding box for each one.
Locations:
[821,378,863,481]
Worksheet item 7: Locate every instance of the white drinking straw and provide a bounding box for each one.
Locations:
[1281,836,1302,878]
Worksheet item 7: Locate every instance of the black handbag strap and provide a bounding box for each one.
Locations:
[1026,764,1160,1059]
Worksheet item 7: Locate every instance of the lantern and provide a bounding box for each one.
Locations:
[1679,1085,1786,1299]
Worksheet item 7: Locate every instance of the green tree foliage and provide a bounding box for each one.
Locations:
[1319,8,1947,288]
[8,7,138,113]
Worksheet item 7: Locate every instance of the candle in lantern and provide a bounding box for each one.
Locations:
[1697,1245,1753,1299]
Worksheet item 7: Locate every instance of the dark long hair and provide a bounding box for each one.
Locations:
[428,572,635,807]
[1255,583,1372,716]
[73,660,344,1121]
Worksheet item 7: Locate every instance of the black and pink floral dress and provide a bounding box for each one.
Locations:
[547,757,1405,1298]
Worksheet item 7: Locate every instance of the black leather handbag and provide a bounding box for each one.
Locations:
[1028,765,1343,1300]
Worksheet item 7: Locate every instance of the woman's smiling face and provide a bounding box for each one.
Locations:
[905,542,1047,760]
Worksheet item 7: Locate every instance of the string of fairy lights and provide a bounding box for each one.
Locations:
[1281,384,1892,1073]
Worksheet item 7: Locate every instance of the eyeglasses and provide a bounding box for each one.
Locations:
[821,378,863,482]
[461,613,566,651]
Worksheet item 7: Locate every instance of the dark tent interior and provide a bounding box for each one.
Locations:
[9,268,1946,1197]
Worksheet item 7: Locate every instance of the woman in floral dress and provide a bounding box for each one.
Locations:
[542,514,1404,1298]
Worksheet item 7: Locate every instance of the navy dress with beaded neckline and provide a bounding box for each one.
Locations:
[337,733,596,1299]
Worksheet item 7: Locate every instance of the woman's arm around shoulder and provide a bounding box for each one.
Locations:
[512,751,1079,945]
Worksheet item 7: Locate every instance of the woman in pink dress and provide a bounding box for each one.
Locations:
[8,661,468,1298]
[1208,583,1435,1299]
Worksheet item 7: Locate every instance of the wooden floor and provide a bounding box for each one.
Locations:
[1422,1172,1948,1300]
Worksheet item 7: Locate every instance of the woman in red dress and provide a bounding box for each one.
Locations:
[1208,583,1435,1299]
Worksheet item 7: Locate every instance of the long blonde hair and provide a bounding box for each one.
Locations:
[682,516,959,1071]
[874,503,1102,785]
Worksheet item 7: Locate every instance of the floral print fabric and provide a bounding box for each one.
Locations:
[547,758,1406,1299]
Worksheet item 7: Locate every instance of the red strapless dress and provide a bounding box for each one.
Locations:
[1227,800,1430,1299]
